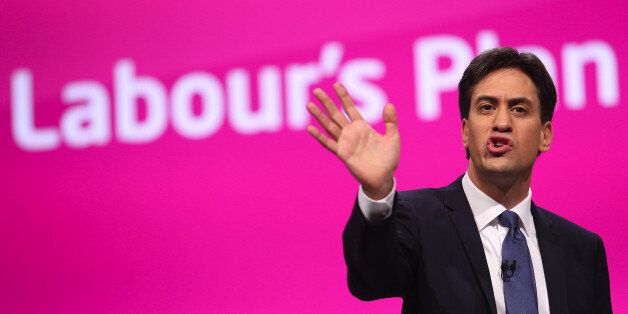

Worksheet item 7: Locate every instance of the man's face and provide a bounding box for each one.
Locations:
[462,68,552,179]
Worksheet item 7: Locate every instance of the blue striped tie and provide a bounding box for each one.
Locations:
[499,210,538,314]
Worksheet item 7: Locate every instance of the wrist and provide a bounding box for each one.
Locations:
[363,177,394,200]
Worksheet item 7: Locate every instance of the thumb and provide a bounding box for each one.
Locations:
[383,103,398,136]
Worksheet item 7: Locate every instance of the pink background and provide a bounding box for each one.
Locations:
[1,0,626,312]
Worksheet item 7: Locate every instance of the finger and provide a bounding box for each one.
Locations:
[306,125,338,154]
[333,83,364,122]
[306,102,341,140]
[313,88,349,128]
[383,103,398,137]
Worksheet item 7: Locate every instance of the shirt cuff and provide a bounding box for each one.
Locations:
[357,178,396,223]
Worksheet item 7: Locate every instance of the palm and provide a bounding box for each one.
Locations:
[337,120,399,189]
[306,83,400,197]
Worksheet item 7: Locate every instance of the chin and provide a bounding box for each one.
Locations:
[479,157,518,176]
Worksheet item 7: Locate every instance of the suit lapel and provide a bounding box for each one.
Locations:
[532,203,569,314]
[441,178,497,314]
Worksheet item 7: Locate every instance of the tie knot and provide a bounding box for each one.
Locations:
[499,210,520,229]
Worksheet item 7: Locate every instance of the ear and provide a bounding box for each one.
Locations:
[539,121,553,152]
[462,118,469,149]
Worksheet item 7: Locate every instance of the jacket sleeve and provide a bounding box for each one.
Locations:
[593,234,612,313]
[342,192,421,300]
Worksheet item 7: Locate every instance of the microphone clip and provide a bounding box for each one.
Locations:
[501,259,517,282]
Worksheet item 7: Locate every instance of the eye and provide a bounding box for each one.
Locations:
[511,106,527,114]
[479,103,494,112]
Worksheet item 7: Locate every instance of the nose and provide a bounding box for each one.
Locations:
[492,106,512,133]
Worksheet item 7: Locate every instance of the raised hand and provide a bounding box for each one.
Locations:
[306,83,400,199]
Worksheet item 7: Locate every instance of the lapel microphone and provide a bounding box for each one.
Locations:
[501,259,517,282]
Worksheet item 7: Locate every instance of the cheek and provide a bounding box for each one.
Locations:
[519,128,543,152]
[467,125,488,146]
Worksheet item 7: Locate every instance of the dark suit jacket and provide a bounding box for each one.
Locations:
[343,176,612,313]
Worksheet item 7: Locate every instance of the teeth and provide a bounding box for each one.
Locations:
[495,142,503,147]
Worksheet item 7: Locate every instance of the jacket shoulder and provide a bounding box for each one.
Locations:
[394,183,454,219]
[535,205,603,245]
[396,187,441,204]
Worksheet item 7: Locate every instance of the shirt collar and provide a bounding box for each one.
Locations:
[461,172,534,235]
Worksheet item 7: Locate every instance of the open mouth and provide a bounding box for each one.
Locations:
[487,136,513,155]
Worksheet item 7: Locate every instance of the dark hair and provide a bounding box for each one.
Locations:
[458,47,557,122]
[458,47,557,159]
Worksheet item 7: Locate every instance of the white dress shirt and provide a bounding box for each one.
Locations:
[357,173,550,314]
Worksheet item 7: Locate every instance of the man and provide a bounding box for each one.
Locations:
[306,48,611,313]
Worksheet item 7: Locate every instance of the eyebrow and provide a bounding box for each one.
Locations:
[475,95,533,107]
